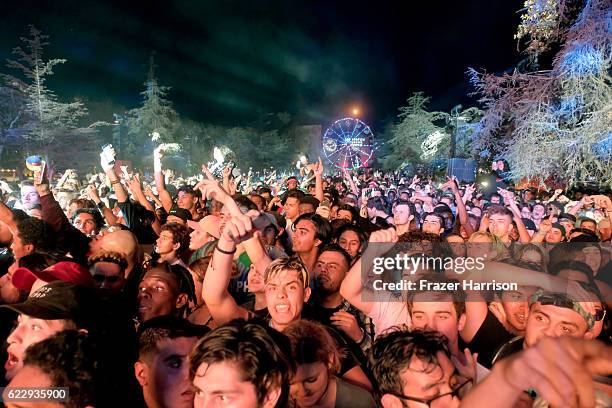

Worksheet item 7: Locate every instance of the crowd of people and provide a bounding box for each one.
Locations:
[0,144,610,407]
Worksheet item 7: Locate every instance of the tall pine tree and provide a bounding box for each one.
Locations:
[126,54,179,157]
[2,26,90,157]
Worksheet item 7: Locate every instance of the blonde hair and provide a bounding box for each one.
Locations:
[264,257,309,288]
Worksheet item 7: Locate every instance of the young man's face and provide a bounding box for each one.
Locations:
[0,268,21,304]
[314,251,348,296]
[393,204,412,226]
[488,213,512,239]
[580,220,597,233]
[338,230,360,259]
[410,297,465,353]
[531,204,545,220]
[524,303,591,348]
[193,360,278,408]
[20,186,39,210]
[177,191,196,211]
[559,219,574,237]
[499,288,534,332]
[155,230,178,256]
[284,197,300,221]
[422,215,443,235]
[10,232,32,261]
[136,337,198,408]
[5,315,69,381]
[292,220,319,254]
[90,261,126,294]
[545,227,564,243]
[336,209,353,222]
[383,352,464,408]
[287,179,298,190]
[73,212,97,236]
[189,229,212,251]
[298,203,316,215]
[290,362,330,408]
[520,207,532,219]
[137,270,181,322]
[490,195,501,205]
[264,269,310,330]
[247,264,265,294]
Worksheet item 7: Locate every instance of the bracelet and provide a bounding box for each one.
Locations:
[215,243,236,255]
[110,179,121,185]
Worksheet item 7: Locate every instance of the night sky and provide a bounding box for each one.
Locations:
[0,0,524,129]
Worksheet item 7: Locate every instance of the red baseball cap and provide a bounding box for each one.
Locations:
[12,261,95,291]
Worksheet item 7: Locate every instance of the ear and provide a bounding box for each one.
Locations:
[261,383,282,408]
[380,393,403,408]
[24,243,34,254]
[584,331,594,340]
[134,361,148,387]
[172,242,181,252]
[457,313,467,332]
[314,238,322,248]
[175,293,189,309]
[303,286,311,303]
[408,215,415,222]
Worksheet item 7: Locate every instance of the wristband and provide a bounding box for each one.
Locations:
[110,179,121,185]
[215,243,236,255]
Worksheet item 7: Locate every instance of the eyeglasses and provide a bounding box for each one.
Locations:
[387,371,472,407]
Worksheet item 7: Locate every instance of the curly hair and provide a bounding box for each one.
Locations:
[16,217,56,252]
[189,319,293,408]
[23,330,98,408]
[160,222,191,258]
[371,328,450,398]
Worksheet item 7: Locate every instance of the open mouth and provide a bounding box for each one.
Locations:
[5,352,19,370]
[274,304,290,313]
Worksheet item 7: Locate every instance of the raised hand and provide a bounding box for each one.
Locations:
[86,185,100,203]
[196,165,232,204]
[219,210,261,245]
[100,145,116,172]
[313,157,324,176]
[330,311,363,343]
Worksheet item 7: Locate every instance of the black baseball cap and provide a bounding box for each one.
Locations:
[558,213,577,223]
[0,281,99,329]
[168,208,192,222]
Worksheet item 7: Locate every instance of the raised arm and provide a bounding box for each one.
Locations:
[340,228,398,315]
[499,189,530,243]
[86,185,117,226]
[100,148,128,204]
[443,176,474,237]
[313,158,324,202]
[343,169,360,196]
[127,174,161,235]
[153,146,174,211]
[202,211,252,325]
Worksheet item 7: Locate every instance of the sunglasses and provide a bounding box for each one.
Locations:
[92,274,121,284]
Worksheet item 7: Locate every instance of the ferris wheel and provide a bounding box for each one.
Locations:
[322,117,376,170]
